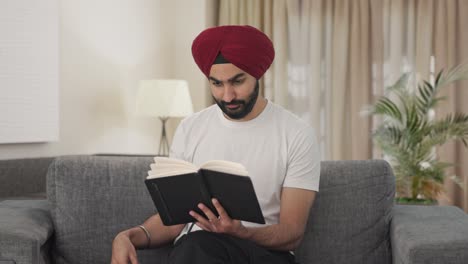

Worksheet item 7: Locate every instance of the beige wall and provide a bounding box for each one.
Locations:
[0,0,214,159]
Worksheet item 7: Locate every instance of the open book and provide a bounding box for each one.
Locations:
[145,157,265,226]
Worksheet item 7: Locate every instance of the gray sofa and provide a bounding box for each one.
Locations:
[0,155,467,264]
[0,157,54,200]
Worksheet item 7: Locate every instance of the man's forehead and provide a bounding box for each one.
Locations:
[209,64,249,81]
[209,72,246,82]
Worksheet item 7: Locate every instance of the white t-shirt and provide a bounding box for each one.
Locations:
[170,101,320,236]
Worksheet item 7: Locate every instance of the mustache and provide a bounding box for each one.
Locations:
[221,100,245,106]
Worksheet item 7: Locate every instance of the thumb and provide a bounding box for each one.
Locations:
[129,254,139,264]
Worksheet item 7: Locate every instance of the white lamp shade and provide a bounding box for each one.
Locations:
[136,79,194,117]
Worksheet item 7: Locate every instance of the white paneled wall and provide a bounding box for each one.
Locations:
[0,0,213,159]
[0,0,59,143]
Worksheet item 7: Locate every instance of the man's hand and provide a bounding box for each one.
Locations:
[189,198,250,238]
[111,232,139,264]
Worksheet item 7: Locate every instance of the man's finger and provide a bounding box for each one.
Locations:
[198,203,218,222]
[195,221,212,232]
[212,198,229,220]
[189,210,211,227]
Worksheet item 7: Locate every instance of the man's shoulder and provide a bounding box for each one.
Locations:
[269,102,313,130]
[266,102,319,149]
[179,104,218,128]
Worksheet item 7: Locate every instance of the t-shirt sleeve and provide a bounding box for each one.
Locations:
[283,125,321,191]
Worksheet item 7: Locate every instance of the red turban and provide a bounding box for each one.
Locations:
[191,25,275,79]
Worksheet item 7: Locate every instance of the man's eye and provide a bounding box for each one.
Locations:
[212,82,222,87]
[233,79,244,85]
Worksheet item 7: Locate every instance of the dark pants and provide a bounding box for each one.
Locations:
[167,231,298,264]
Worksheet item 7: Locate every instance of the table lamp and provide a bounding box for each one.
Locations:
[136,79,193,156]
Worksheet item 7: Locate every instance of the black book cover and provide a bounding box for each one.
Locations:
[145,170,265,226]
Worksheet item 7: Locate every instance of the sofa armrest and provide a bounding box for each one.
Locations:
[0,258,15,264]
[391,205,468,264]
[0,200,53,264]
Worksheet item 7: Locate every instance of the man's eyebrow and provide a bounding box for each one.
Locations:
[208,76,220,82]
[228,73,245,82]
[208,73,246,83]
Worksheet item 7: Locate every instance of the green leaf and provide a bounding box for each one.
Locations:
[435,70,443,87]
[368,62,468,200]
[374,97,403,122]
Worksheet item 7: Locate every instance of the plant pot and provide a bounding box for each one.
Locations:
[395,197,438,205]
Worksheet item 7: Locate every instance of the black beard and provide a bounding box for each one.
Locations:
[213,80,259,120]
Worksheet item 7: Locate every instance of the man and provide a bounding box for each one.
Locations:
[111,25,320,264]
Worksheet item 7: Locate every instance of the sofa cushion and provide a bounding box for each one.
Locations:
[0,199,53,264]
[295,160,395,264]
[47,155,166,264]
[47,156,396,264]
[391,205,468,264]
[0,157,54,199]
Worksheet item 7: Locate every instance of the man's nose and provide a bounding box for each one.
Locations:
[222,84,235,102]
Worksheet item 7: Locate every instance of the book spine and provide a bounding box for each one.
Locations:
[198,172,216,214]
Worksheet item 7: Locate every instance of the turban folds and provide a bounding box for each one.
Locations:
[191,25,275,79]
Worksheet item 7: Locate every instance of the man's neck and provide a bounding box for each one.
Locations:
[224,97,268,122]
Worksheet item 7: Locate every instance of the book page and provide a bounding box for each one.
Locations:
[153,157,197,167]
[200,160,248,176]
[150,163,196,171]
[147,157,199,179]
[147,168,196,179]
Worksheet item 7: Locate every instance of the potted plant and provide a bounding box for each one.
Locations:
[365,64,468,204]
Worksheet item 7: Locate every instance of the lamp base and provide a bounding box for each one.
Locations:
[158,117,170,156]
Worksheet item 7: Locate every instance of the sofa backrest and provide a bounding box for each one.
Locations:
[47,156,395,264]
[0,157,54,199]
[295,160,395,264]
[47,155,164,264]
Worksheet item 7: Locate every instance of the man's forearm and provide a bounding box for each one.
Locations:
[241,223,303,251]
[121,214,184,249]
